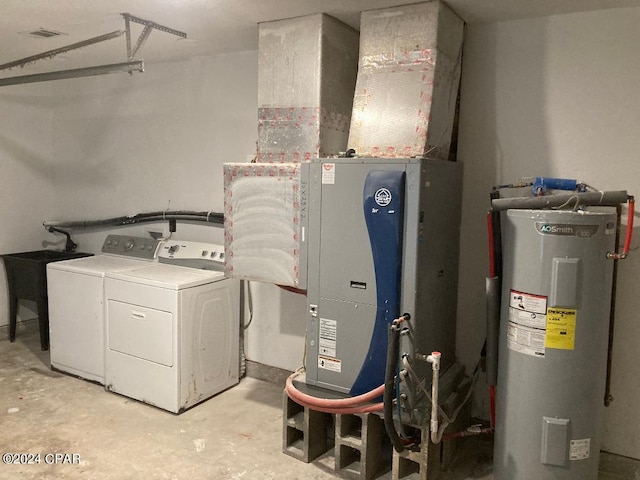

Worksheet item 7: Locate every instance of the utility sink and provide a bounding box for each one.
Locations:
[2,249,92,350]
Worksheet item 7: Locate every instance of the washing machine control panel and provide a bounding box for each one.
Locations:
[158,240,225,269]
[102,235,161,259]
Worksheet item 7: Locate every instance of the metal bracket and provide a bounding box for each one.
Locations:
[122,13,187,60]
[0,30,125,72]
[0,13,186,86]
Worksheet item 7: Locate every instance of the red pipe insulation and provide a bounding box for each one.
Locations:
[285,372,384,414]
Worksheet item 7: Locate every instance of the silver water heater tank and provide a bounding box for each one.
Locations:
[494,207,617,480]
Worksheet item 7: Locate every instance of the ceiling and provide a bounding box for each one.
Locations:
[1,0,638,78]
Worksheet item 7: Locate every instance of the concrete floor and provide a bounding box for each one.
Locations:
[0,320,637,480]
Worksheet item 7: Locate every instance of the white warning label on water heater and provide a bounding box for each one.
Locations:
[507,290,548,358]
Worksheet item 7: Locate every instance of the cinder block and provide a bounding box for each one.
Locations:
[392,424,441,480]
[282,390,332,463]
[335,412,391,479]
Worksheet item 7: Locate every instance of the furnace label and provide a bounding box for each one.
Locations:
[319,318,337,357]
[322,163,335,185]
[507,290,547,358]
[545,308,577,350]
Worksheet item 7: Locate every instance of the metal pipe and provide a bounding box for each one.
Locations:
[607,196,635,260]
[0,60,144,87]
[0,30,125,71]
[486,277,500,428]
[47,227,78,252]
[491,190,628,211]
[486,277,500,387]
[605,222,620,407]
[489,190,503,280]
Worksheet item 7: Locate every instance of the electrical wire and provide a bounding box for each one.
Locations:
[243,281,254,329]
[551,195,580,211]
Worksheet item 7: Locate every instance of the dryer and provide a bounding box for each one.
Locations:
[104,240,240,413]
[46,235,161,384]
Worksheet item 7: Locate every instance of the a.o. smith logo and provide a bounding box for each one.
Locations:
[535,222,599,237]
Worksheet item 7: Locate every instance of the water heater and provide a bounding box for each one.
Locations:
[494,207,616,480]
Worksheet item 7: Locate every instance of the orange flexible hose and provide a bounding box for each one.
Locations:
[285,371,384,413]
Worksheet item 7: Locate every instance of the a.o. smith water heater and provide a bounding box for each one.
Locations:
[494,207,616,480]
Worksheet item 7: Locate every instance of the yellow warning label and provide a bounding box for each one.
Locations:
[545,308,577,350]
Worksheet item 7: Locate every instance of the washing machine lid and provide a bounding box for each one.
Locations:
[46,255,153,277]
[106,264,225,290]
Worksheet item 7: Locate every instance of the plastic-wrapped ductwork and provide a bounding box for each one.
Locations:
[257,14,359,162]
[348,2,464,160]
[224,163,303,287]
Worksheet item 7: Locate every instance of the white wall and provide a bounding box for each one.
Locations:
[457,7,640,458]
[244,283,307,371]
[50,52,259,246]
[0,84,57,326]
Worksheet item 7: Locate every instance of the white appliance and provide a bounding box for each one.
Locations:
[104,240,240,413]
[46,235,161,384]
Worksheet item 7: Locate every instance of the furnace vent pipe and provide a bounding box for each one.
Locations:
[491,190,628,211]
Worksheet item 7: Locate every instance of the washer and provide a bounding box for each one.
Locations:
[104,240,239,413]
[46,235,161,384]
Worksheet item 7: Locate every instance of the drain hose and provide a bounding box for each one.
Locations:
[384,323,405,453]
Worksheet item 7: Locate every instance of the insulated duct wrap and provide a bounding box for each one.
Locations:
[223,163,304,287]
[257,14,359,162]
[348,2,464,159]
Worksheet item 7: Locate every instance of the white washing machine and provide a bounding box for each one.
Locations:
[46,235,161,384]
[104,240,240,413]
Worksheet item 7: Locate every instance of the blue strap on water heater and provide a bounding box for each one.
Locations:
[350,170,405,396]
